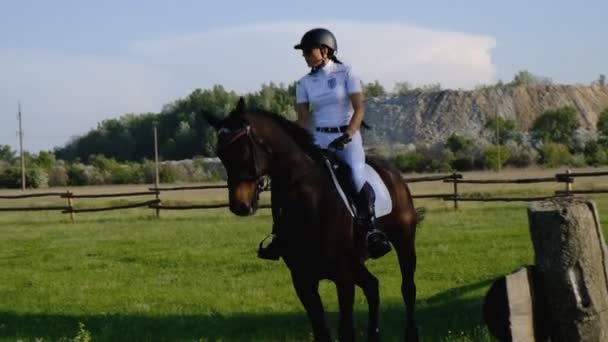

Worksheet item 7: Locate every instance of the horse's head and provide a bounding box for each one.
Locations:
[214,97,270,216]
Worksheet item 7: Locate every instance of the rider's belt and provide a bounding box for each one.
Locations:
[315,125,348,133]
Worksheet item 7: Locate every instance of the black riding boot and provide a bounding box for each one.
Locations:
[257,223,281,260]
[356,182,391,259]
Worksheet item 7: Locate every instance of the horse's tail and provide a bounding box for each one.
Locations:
[415,207,426,226]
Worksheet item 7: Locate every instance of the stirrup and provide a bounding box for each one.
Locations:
[366,229,392,259]
[257,234,281,261]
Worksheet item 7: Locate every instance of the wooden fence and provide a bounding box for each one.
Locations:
[1,169,608,219]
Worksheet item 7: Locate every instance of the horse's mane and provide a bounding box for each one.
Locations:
[249,109,325,161]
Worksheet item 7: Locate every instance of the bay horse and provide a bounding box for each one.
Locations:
[213,98,420,341]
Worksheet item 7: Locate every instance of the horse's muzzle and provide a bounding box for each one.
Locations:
[229,181,259,216]
[230,201,255,216]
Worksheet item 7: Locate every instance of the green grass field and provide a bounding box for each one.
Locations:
[1,177,608,341]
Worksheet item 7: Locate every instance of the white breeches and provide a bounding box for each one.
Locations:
[313,130,366,192]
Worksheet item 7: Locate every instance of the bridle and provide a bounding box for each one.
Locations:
[216,124,270,193]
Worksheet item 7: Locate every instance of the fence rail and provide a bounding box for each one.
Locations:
[1,169,608,218]
[0,192,68,199]
[446,177,560,184]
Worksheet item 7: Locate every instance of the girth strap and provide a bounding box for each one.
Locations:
[323,157,355,218]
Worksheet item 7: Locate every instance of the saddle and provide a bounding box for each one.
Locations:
[320,150,359,216]
[320,150,393,219]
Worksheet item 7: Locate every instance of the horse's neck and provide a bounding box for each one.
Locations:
[266,134,319,185]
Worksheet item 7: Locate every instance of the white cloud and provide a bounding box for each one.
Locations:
[0,20,496,152]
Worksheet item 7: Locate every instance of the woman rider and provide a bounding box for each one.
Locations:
[258,28,391,260]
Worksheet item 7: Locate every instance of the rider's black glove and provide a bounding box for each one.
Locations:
[328,133,352,151]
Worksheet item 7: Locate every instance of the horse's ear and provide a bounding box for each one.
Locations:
[235,97,246,115]
[196,111,223,130]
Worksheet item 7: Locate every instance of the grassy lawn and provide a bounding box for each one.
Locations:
[1,173,608,341]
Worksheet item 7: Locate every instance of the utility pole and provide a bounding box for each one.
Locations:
[17,102,26,190]
[154,126,160,188]
[496,112,501,172]
[153,125,161,218]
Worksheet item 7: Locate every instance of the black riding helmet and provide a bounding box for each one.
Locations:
[294,28,337,52]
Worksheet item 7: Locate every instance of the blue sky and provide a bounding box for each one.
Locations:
[1,0,606,152]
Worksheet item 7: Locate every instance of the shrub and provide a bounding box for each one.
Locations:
[67,163,88,186]
[570,153,587,168]
[159,164,177,183]
[0,167,47,188]
[48,163,69,187]
[445,134,472,154]
[538,142,572,167]
[141,160,158,184]
[0,168,21,188]
[27,167,49,188]
[393,152,422,173]
[483,145,511,171]
[584,140,608,166]
[391,148,451,173]
[506,147,537,168]
[451,157,476,171]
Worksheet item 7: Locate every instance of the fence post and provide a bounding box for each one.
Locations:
[452,173,459,210]
[527,198,608,341]
[154,189,161,219]
[66,190,75,222]
[566,169,572,195]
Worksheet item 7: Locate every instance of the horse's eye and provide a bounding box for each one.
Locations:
[218,128,231,139]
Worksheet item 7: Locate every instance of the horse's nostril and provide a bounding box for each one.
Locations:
[231,202,251,216]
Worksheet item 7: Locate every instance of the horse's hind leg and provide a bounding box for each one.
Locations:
[354,263,381,342]
[292,273,332,342]
[391,229,419,342]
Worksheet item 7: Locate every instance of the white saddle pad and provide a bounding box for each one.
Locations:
[363,164,393,218]
[324,158,393,219]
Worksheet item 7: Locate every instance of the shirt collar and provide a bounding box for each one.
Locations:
[310,59,334,75]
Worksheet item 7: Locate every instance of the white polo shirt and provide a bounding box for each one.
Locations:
[295,60,362,128]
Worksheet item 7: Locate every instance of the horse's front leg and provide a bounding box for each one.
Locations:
[335,262,357,342]
[291,272,331,342]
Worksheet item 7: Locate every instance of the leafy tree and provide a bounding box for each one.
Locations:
[445,134,473,154]
[483,145,511,171]
[0,145,16,163]
[597,108,608,140]
[509,70,552,86]
[33,151,56,170]
[363,80,386,98]
[485,117,518,144]
[416,83,442,92]
[392,81,412,96]
[531,106,580,150]
[592,74,606,87]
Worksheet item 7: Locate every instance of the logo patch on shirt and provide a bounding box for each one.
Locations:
[327,78,337,89]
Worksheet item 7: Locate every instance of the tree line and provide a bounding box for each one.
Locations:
[389,106,608,173]
[0,70,607,188]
